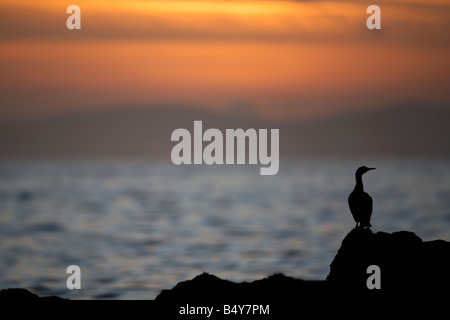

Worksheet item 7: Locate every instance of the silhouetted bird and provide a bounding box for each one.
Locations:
[348,166,375,228]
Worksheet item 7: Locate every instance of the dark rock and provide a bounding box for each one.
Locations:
[2,229,449,304]
[0,288,40,300]
[156,272,328,301]
[0,288,66,301]
[327,228,450,297]
[157,229,450,301]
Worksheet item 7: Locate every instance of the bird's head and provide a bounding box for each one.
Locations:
[356,166,376,176]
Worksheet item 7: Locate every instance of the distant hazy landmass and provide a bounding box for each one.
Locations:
[0,105,449,159]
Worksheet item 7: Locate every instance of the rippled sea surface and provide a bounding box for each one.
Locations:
[0,159,449,299]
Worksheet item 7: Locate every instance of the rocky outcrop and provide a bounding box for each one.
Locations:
[0,288,65,301]
[2,228,449,302]
[327,228,450,296]
[156,272,327,301]
[156,229,450,301]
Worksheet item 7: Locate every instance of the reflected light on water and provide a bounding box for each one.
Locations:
[0,159,449,298]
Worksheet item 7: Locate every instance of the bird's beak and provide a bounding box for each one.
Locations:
[368,168,376,171]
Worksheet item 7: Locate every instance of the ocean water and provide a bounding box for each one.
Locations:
[0,159,449,299]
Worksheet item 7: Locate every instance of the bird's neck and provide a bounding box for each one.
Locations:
[354,174,364,191]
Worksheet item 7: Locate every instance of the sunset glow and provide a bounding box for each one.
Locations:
[0,0,449,121]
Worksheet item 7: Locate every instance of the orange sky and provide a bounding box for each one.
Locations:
[0,0,449,121]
